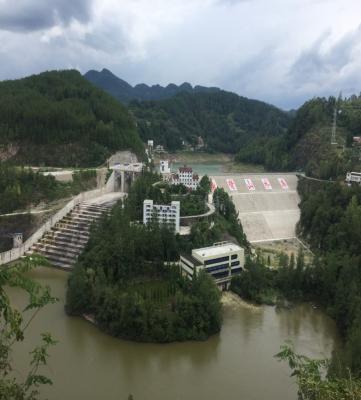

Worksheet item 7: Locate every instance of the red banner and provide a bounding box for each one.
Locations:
[226,178,237,191]
[244,178,255,191]
[278,178,289,190]
[262,178,272,190]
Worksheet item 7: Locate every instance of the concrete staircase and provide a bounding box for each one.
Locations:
[27,202,110,270]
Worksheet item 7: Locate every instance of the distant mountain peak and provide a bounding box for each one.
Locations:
[84,68,220,103]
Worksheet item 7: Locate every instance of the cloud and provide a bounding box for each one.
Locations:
[0,0,361,109]
[0,0,93,32]
[287,25,361,101]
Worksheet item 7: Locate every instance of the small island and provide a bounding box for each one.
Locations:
[65,170,248,342]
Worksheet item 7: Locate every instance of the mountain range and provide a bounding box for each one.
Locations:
[84,68,221,104]
[84,68,291,154]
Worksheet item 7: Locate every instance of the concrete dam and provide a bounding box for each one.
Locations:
[210,173,300,243]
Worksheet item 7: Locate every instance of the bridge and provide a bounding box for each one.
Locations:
[109,162,143,192]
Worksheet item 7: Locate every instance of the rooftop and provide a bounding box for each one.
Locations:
[192,242,243,258]
[179,165,193,173]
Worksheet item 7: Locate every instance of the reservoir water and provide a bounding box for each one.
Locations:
[10,267,340,400]
[172,162,225,176]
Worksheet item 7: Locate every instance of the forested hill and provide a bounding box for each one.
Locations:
[237,96,361,178]
[84,68,220,104]
[129,91,291,153]
[0,70,143,167]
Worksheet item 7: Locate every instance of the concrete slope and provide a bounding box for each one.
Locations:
[210,174,300,243]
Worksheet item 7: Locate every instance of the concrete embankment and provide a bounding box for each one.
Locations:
[211,173,300,243]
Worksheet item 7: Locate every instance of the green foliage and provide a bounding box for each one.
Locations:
[0,256,57,399]
[176,193,208,217]
[125,171,164,220]
[0,164,97,214]
[65,199,222,342]
[237,96,361,179]
[130,91,290,152]
[233,180,361,378]
[198,175,211,194]
[0,70,143,166]
[230,256,278,305]
[297,178,361,254]
[213,188,249,249]
[293,179,361,378]
[126,171,209,219]
[276,344,361,400]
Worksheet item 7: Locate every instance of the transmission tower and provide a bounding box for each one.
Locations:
[331,92,343,145]
[331,107,338,145]
[331,92,361,147]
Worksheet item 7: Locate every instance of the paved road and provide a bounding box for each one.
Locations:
[210,173,300,243]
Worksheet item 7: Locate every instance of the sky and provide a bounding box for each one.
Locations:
[0,0,361,109]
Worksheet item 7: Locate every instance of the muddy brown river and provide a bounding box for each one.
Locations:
[9,267,340,400]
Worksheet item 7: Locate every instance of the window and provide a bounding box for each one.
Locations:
[205,256,229,265]
[231,254,238,260]
[231,261,240,267]
[206,263,229,273]
[231,267,242,275]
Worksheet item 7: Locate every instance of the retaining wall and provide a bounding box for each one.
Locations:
[0,185,113,266]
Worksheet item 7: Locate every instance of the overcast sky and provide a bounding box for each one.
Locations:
[0,0,361,109]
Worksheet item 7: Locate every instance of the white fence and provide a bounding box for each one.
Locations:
[0,181,114,266]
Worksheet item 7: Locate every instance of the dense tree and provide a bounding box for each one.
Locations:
[230,256,277,304]
[237,96,361,179]
[232,178,361,378]
[129,91,290,153]
[0,70,143,167]
[0,163,97,214]
[213,188,249,249]
[65,194,222,342]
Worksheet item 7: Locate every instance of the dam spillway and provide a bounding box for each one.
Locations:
[210,173,300,243]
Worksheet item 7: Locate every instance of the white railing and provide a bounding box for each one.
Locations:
[0,183,114,266]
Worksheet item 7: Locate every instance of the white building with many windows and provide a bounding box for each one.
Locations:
[346,171,361,185]
[180,242,244,290]
[172,165,199,190]
[143,199,180,233]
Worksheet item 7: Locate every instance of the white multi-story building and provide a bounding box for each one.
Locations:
[160,160,171,174]
[172,165,199,190]
[180,241,245,290]
[346,171,361,185]
[143,199,180,233]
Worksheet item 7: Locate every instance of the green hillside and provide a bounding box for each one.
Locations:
[0,70,143,167]
[237,96,361,178]
[129,91,291,153]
